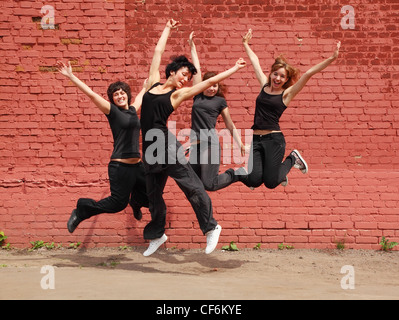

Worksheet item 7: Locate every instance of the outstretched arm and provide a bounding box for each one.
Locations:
[284,41,341,106]
[147,19,180,90]
[171,58,246,109]
[242,29,267,88]
[55,61,110,115]
[189,31,202,86]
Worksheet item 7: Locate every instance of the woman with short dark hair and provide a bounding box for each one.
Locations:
[56,61,149,233]
[140,19,246,256]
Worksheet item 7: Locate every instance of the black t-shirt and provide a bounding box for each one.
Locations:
[106,103,141,159]
[252,85,287,131]
[191,93,227,142]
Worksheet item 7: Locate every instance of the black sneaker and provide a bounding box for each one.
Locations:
[234,167,254,190]
[133,207,143,221]
[67,209,82,233]
[130,199,143,221]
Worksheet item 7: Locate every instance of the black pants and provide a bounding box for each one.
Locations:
[143,140,218,240]
[189,141,236,191]
[244,133,295,189]
[76,161,149,220]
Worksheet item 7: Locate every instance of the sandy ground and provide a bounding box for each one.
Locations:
[0,247,398,301]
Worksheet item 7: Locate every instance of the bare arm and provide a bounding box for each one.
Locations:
[55,61,110,115]
[132,79,148,112]
[147,19,180,90]
[189,31,202,86]
[171,58,246,109]
[284,41,341,106]
[242,29,267,88]
[221,108,246,156]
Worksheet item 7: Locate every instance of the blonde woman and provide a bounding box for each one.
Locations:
[242,29,340,188]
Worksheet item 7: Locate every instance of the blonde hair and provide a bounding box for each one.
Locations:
[268,55,300,89]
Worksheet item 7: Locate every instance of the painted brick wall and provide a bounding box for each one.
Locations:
[1,0,398,250]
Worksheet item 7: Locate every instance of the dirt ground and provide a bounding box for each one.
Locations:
[0,247,398,300]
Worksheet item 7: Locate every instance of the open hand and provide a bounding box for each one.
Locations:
[242,29,253,45]
[332,41,341,60]
[241,144,250,157]
[55,61,73,78]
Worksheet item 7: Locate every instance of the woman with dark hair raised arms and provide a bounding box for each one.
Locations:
[56,61,149,233]
[140,19,246,256]
[188,31,247,191]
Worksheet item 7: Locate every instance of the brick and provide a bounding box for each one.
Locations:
[331,221,354,229]
[378,223,399,230]
[262,221,285,229]
[309,222,331,229]
[355,222,378,229]
[285,235,309,243]
[286,222,309,229]
[356,236,379,244]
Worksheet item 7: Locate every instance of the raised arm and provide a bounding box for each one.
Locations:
[171,58,246,110]
[242,29,267,88]
[284,41,341,106]
[55,61,110,115]
[132,79,148,112]
[189,31,202,86]
[147,19,180,90]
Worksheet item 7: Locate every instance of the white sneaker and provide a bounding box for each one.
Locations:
[143,234,167,257]
[281,176,288,187]
[205,225,222,254]
[291,149,308,174]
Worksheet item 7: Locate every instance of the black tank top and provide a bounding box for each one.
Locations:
[140,83,176,171]
[251,85,287,131]
[140,83,176,151]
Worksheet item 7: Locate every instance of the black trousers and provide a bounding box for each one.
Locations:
[189,141,236,191]
[244,133,295,189]
[143,140,218,240]
[76,161,149,220]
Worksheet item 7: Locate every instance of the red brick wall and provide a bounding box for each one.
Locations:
[1,0,398,250]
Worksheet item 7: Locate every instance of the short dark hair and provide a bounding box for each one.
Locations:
[165,55,197,79]
[107,81,132,105]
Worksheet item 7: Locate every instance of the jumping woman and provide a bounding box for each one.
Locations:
[56,61,149,233]
[242,29,341,189]
[188,31,247,191]
[140,19,246,256]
